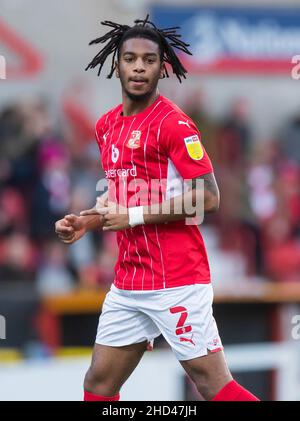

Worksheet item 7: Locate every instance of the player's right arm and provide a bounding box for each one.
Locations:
[55,214,104,244]
[55,192,108,244]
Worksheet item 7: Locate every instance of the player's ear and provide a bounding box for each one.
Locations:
[159,63,165,80]
[115,61,120,79]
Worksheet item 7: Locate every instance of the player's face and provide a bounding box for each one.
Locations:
[116,38,164,101]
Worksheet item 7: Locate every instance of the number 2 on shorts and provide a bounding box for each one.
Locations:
[169,306,192,335]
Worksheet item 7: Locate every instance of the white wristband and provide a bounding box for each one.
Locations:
[128,206,145,227]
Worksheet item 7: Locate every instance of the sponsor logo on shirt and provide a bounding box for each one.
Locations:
[183,134,204,160]
[105,165,137,179]
[126,131,141,149]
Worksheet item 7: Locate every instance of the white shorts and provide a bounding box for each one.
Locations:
[95,283,223,361]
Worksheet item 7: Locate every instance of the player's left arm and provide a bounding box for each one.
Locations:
[79,172,219,231]
[193,172,220,213]
[142,171,220,225]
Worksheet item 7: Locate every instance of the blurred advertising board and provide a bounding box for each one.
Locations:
[151,6,300,74]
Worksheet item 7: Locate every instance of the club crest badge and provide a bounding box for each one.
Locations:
[126,131,141,149]
[183,134,204,160]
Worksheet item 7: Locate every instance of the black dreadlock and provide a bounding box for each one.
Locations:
[85,14,192,83]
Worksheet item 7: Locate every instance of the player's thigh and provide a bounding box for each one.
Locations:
[86,341,148,390]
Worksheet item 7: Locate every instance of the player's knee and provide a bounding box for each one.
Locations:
[84,366,118,396]
[84,367,95,391]
[84,365,107,388]
[193,373,212,400]
[191,368,232,401]
[186,363,219,400]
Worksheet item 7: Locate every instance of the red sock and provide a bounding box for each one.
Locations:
[84,391,120,401]
[211,380,260,401]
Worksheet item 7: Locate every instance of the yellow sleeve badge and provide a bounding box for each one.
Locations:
[184,135,204,160]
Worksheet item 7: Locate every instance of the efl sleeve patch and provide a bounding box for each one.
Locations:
[184,135,204,160]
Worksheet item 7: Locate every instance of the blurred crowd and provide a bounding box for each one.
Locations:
[0,97,117,296]
[0,91,299,297]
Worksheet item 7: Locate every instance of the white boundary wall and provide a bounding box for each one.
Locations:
[0,342,299,401]
[0,350,183,401]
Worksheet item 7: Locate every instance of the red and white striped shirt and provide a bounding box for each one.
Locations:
[95,95,213,290]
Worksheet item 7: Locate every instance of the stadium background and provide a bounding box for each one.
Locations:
[0,0,300,400]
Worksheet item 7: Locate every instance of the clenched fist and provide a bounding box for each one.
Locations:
[55,214,86,244]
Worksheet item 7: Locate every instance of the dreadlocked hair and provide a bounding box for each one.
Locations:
[85,14,192,83]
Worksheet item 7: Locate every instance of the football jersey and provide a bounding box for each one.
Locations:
[95,95,213,290]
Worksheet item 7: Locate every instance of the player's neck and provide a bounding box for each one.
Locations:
[121,89,160,117]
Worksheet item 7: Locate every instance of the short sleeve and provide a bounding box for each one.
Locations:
[161,114,213,179]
